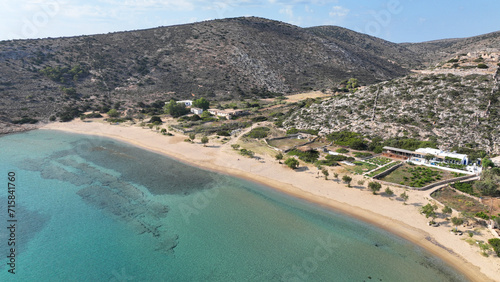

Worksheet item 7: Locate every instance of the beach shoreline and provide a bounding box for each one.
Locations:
[40,120,499,282]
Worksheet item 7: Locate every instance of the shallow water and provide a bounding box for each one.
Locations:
[0,130,467,281]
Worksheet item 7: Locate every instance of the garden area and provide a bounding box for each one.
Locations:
[267,138,306,150]
[366,161,401,177]
[345,161,378,175]
[379,163,459,187]
[365,156,392,166]
[436,162,467,171]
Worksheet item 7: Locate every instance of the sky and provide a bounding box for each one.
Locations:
[1,0,499,43]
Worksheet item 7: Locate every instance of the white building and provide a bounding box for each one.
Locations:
[190,107,203,115]
[414,148,469,165]
[176,100,193,107]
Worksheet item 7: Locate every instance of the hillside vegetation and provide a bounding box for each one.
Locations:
[284,71,500,153]
[0,17,409,127]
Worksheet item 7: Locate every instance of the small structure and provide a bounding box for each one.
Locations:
[190,107,203,115]
[415,148,468,165]
[383,146,469,165]
[382,146,414,160]
[206,109,247,120]
[177,100,193,107]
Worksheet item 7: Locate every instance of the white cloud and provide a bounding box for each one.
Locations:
[279,5,294,18]
[329,5,349,17]
[269,0,338,4]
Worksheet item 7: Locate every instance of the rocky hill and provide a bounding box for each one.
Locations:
[284,67,500,154]
[402,30,500,66]
[0,17,409,126]
[1,16,500,143]
[306,26,422,69]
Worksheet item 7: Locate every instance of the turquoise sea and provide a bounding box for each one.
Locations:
[0,130,467,281]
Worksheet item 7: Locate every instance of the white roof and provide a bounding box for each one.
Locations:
[415,148,467,160]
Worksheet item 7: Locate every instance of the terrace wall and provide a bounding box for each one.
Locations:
[372,162,404,179]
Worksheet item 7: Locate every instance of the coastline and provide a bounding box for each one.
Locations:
[39,120,498,282]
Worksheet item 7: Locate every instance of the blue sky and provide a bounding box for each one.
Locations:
[1,0,499,43]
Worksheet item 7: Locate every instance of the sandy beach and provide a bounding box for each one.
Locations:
[40,119,500,281]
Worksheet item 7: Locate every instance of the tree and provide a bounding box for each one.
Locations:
[474,180,498,196]
[201,136,209,147]
[189,133,196,141]
[333,173,339,182]
[192,97,210,110]
[164,100,189,118]
[342,175,352,187]
[322,168,329,180]
[368,181,382,194]
[346,78,358,90]
[479,242,491,256]
[421,203,437,223]
[107,108,120,118]
[231,144,240,150]
[285,158,299,169]
[451,217,464,231]
[482,158,495,169]
[442,206,452,218]
[424,154,435,162]
[494,217,500,229]
[488,238,500,256]
[275,152,284,163]
[149,116,162,124]
[385,187,394,196]
[400,190,409,204]
[240,149,255,158]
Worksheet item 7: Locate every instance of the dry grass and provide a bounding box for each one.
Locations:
[432,186,489,214]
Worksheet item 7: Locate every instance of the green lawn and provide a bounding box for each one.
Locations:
[346,161,378,175]
[366,161,401,177]
[365,156,392,166]
[380,164,459,188]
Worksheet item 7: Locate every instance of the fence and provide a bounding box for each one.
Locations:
[371,162,404,179]
[374,172,479,191]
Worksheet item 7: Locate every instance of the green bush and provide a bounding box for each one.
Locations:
[217,130,231,136]
[452,182,478,196]
[85,112,103,118]
[285,158,299,169]
[488,238,500,256]
[239,149,255,158]
[336,148,349,154]
[12,117,39,124]
[354,152,373,158]
[107,109,120,118]
[288,149,320,163]
[148,116,163,124]
[477,63,488,69]
[475,211,489,220]
[251,116,268,122]
[245,127,270,139]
